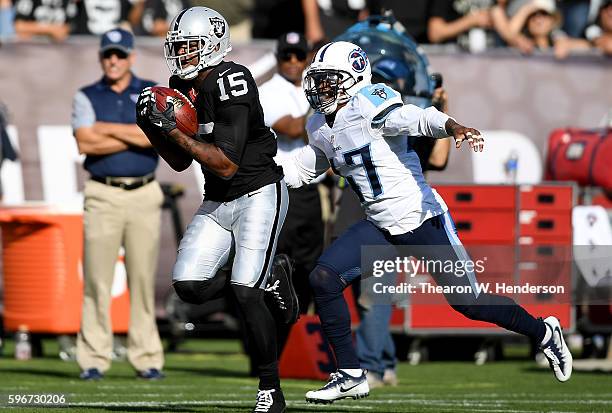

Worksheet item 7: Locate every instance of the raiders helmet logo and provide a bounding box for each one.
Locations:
[371,87,387,100]
[209,17,226,39]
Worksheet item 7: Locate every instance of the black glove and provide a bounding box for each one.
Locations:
[148,98,177,135]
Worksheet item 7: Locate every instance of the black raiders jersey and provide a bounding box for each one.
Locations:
[170,61,283,202]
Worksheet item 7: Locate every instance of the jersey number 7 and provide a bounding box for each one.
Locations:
[331,143,383,202]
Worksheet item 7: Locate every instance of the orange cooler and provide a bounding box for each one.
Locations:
[0,206,129,333]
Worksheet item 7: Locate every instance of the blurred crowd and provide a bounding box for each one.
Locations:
[0,0,610,57]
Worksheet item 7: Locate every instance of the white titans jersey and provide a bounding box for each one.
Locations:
[302,83,450,235]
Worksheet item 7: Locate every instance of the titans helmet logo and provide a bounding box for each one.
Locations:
[209,17,226,38]
[348,48,367,73]
[371,87,388,100]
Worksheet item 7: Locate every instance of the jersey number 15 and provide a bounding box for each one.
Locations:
[217,72,249,101]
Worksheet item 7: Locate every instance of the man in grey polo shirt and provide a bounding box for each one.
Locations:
[71,28,164,381]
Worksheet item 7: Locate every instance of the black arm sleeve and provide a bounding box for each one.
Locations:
[212,103,249,165]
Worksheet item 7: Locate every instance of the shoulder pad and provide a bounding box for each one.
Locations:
[356,84,403,126]
[358,84,400,108]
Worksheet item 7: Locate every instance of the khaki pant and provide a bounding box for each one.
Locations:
[76,179,164,373]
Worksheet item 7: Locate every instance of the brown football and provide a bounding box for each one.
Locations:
[151,86,198,137]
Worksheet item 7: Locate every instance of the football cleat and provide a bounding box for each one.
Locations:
[136,368,165,380]
[265,254,299,324]
[305,370,369,404]
[540,316,573,382]
[79,368,103,381]
[252,388,286,413]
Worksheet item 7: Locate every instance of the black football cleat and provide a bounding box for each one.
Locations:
[265,254,299,324]
[253,388,286,413]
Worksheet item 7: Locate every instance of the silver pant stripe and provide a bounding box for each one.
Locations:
[172,180,288,289]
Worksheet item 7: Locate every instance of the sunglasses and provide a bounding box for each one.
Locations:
[279,50,307,62]
[531,10,553,17]
[101,49,129,60]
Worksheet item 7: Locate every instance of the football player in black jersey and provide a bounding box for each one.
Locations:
[135,7,298,413]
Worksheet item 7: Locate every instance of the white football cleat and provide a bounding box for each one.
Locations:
[305,370,369,404]
[540,316,573,382]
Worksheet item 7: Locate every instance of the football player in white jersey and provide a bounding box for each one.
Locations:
[280,41,572,404]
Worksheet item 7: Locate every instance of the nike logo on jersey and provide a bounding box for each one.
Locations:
[219,68,231,77]
[154,121,163,127]
[247,191,262,197]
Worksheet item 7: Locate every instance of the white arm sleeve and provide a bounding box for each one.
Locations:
[280,144,330,188]
[381,104,451,139]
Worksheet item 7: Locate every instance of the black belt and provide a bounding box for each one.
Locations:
[91,174,155,190]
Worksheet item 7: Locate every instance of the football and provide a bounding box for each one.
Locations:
[151,86,198,137]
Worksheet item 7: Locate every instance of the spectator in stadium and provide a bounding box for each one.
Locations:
[72,28,164,381]
[586,0,612,55]
[427,0,500,51]
[129,0,191,37]
[0,0,15,41]
[252,0,324,44]
[314,0,365,41]
[258,32,325,347]
[364,0,431,44]
[70,0,132,35]
[507,0,591,58]
[13,0,74,42]
[558,0,592,37]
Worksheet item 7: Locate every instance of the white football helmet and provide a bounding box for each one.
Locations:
[303,41,372,115]
[165,7,232,80]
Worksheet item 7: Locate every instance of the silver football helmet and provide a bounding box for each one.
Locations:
[165,7,232,80]
[303,41,372,115]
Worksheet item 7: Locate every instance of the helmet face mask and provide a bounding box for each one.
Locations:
[165,7,231,80]
[164,37,206,79]
[303,41,371,115]
[304,70,356,115]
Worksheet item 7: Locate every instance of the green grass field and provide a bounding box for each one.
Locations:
[1,339,611,413]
